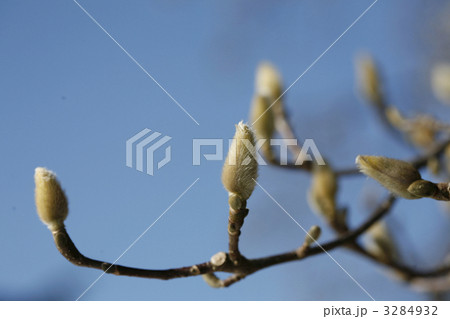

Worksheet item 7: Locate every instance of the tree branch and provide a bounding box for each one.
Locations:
[228,207,248,264]
[52,227,214,280]
[50,194,449,287]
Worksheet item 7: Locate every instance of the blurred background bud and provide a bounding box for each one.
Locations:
[426,157,441,176]
[250,94,275,161]
[445,145,450,176]
[385,106,407,130]
[308,163,338,221]
[408,116,438,150]
[431,62,450,105]
[255,61,283,100]
[356,54,384,106]
[255,61,285,119]
[366,221,399,263]
[384,107,442,175]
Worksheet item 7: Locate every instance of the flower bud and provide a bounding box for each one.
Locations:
[304,225,321,246]
[255,62,283,99]
[228,193,246,211]
[34,167,68,231]
[356,55,383,105]
[385,107,439,155]
[250,94,275,161]
[366,221,398,263]
[407,180,439,198]
[202,273,223,288]
[356,155,421,199]
[408,115,437,150]
[308,163,337,220]
[222,121,258,200]
[431,62,450,105]
[445,145,450,175]
[426,157,440,176]
[385,106,406,130]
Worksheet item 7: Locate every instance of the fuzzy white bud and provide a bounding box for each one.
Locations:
[222,121,258,200]
[356,155,422,199]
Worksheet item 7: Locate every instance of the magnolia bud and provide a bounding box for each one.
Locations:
[228,193,246,211]
[202,273,223,288]
[409,116,437,150]
[366,221,398,263]
[255,62,283,99]
[250,94,275,161]
[34,167,68,231]
[445,145,450,175]
[356,155,421,199]
[407,180,439,198]
[356,54,383,105]
[222,121,258,200]
[426,157,440,176]
[304,225,321,246]
[308,163,337,220]
[385,106,406,130]
[431,62,450,105]
[386,107,438,151]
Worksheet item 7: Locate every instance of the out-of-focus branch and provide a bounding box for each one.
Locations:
[240,195,450,284]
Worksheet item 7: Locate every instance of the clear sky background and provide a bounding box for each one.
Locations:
[1,0,450,300]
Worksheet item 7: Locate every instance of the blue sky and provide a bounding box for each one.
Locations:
[1,0,449,300]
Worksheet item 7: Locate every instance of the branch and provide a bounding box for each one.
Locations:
[235,195,450,284]
[52,227,214,280]
[242,195,396,274]
[228,207,248,264]
[49,195,449,287]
